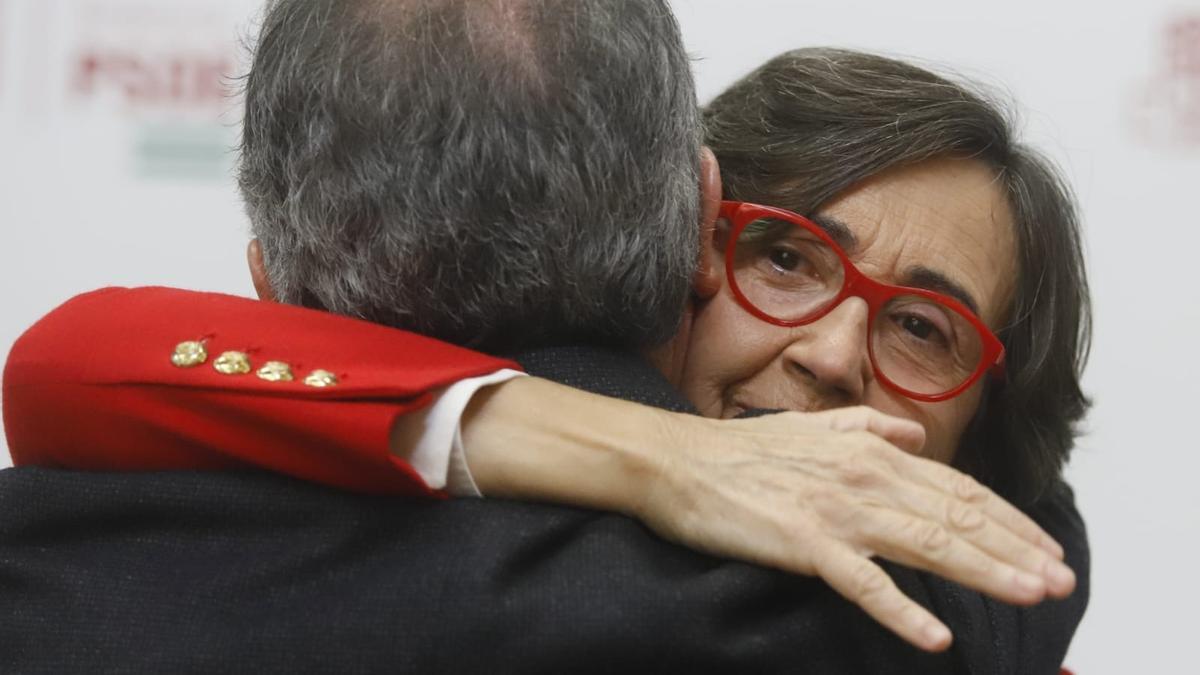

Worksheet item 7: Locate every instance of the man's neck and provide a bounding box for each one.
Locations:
[638,301,696,389]
[514,344,695,415]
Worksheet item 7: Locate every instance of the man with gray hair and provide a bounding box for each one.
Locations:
[243,0,702,353]
[1,0,1085,672]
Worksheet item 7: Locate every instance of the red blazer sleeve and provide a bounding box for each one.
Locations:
[2,287,521,497]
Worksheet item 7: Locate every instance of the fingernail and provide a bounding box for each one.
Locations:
[1046,561,1075,593]
[1015,571,1044,597]
[923,622,951,649]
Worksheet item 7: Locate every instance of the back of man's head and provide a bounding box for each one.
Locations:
[240,0,701,353]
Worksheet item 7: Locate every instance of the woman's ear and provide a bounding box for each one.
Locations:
[693,146,723,300]
[247,239,279,303]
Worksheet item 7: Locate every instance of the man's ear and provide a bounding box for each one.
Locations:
[693,146,723,300]
[247,239,278,303]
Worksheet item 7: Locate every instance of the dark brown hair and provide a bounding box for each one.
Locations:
[704,48,1091,507]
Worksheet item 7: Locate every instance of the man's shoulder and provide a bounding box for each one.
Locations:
[515,344,695,413]
[0,466,959,674]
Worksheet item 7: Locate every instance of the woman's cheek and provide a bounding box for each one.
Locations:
[678,321,735,417]
[874,390,980,464]
[860,388,948,462]
[682,299,775,417]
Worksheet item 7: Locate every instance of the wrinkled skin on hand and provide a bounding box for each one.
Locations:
[636,406,1076,652]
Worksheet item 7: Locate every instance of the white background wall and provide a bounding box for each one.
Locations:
[2,1,1197,672]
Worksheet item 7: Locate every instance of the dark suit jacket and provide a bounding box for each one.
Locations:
[0,345,1087,674]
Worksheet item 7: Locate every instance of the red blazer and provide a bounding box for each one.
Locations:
[2,287,520,497]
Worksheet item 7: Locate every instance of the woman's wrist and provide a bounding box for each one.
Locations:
[460,376,671,517]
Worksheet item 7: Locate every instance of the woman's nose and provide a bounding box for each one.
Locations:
[780,297,872,402]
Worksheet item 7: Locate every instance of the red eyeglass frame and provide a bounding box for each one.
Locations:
[719,200,1006,403]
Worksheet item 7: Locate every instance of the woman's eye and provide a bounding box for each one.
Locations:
[898,315,945,344]
[767,247,805,273]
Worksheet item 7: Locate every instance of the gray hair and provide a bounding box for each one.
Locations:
[705,48,1092,506]
[239,0,701,352]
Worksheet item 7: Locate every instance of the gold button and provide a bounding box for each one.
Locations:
[171,341,208,368]
[257,361,294,383]
[304,369,339,388]
[213,351,252,375]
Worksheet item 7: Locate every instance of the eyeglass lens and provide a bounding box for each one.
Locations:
[731,217,984,396]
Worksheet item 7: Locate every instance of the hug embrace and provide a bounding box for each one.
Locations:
[2,0,1090,673]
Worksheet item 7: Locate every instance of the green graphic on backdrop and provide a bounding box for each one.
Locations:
[134,123,235,181]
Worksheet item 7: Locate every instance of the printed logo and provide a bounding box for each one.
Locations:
[65,1,244,179]
[72,51,232,109]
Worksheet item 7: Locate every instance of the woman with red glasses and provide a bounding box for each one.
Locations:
[681,187,1012,471]
[5,49,1089,660]
[690,49,1089,509]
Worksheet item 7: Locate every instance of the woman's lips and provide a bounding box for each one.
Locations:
[726,396,774,418]
[727,391,823,416]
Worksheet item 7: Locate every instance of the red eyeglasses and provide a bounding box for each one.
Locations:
[720,201,1005,402]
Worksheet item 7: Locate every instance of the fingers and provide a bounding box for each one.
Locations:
[799,417,1067,581]
[887,457,1075,597]
[692,408,1076,622]
[897,487,1074,598]
[806,407,926,455]
[811,541,952,653]
[744,411,1073,599]
[853,505,1055,605]
[900,457,1067,561]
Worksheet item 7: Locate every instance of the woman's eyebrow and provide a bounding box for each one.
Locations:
[807,214,859,252]
[808,213,984,317]
[903,266,982,317]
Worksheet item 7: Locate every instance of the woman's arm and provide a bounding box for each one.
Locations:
[3,287,517,496]
[455,376,1076,652]
[3,286,1078,652]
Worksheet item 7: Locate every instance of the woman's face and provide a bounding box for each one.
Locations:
[678,157,1017,463]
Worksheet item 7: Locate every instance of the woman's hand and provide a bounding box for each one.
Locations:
[636,407,1076,652]
[462,377,1075,653]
